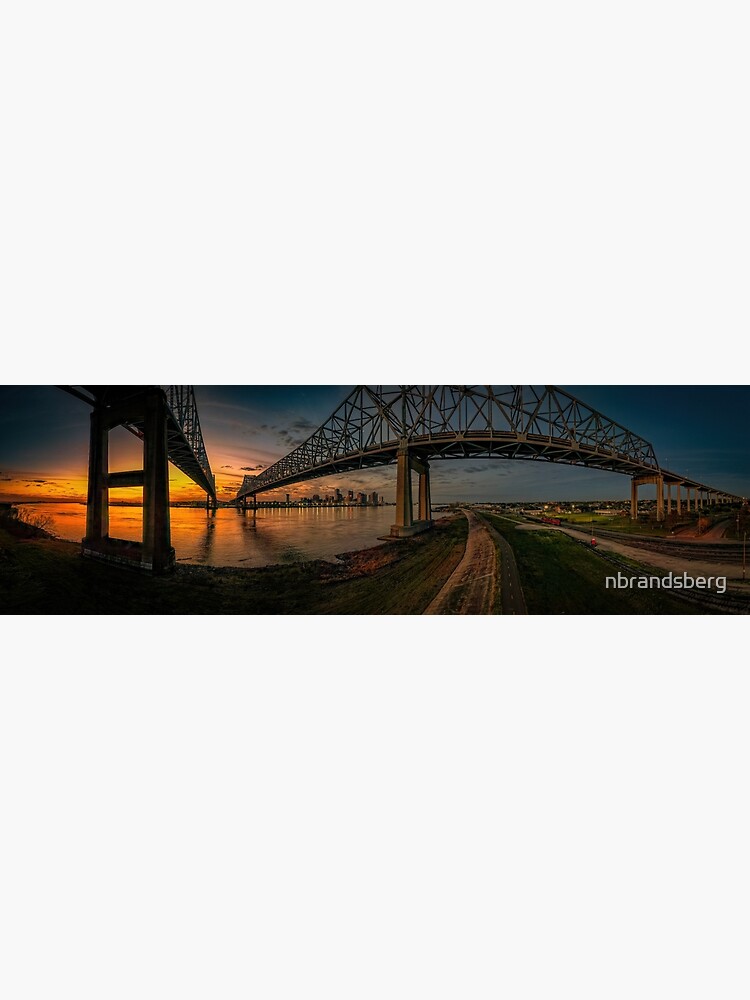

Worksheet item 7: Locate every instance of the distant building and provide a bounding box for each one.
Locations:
[370,491,379,506]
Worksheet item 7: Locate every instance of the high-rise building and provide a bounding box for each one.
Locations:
[370,491,379,506]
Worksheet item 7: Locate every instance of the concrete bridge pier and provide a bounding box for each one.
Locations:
[631,474,665,521]
[418,460,432,523]
[666,482,672,518]
[676,484,682,515]
[391,443,433,538]
[657,476,664,521]
[83,386,175,573]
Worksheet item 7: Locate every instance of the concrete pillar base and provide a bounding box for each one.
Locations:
[82,538,176,573]
[387,520,433,539]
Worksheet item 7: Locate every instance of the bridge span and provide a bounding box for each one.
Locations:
[237,386,744,536]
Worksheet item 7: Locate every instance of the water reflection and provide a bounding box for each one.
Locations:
[35,503,414,568]
[192,507,217,564]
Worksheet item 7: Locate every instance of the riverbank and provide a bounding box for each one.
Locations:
[0,515,468,615]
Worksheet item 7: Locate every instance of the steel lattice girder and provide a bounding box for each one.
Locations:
[162,385,215,495]
[237,385,667,498]
[66,385,216,498]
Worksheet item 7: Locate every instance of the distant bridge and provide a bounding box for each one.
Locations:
[61,385,215,571]
[237,386,743,536]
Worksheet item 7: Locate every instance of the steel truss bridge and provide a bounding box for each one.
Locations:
[61,385,216,571]
[237,385,743,536]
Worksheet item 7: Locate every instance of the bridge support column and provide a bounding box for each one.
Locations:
[676,484,682,515]
[390,443,433,538]
[656,475,664,522]
[393,444,413,534]
[666,483,672,518]
[142,388,173,574]
[631,479,638,520]
[83,387,175,574]
[85,404,110,546]
[418,462,432,523]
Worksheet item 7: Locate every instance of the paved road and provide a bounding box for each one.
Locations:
[424,509,497,615]
[478,514,528,615]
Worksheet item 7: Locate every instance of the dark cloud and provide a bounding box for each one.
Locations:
[221,464,233,469]
[277,430,305,448]
[241,464,265,471]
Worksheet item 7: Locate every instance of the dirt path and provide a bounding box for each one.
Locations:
[424,509,497,614]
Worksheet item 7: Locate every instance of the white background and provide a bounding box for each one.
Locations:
[2,2,749,997]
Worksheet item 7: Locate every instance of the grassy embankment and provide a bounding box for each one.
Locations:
[0,513,468,615]
[482,513,709,615]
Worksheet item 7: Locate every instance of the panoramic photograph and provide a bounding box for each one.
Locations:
[1,384,748,615]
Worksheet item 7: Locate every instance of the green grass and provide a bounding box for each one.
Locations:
[482,514,709,615]
[0,515,469,615]
[555,513,677,536]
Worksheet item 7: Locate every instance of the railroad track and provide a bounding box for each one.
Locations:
[563,523,746,564]
[563,533,750,614]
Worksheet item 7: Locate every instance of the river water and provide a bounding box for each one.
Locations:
[25,503,429,568]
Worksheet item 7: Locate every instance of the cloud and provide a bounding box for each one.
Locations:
[241,464,265,471]
[220,464,233,469]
